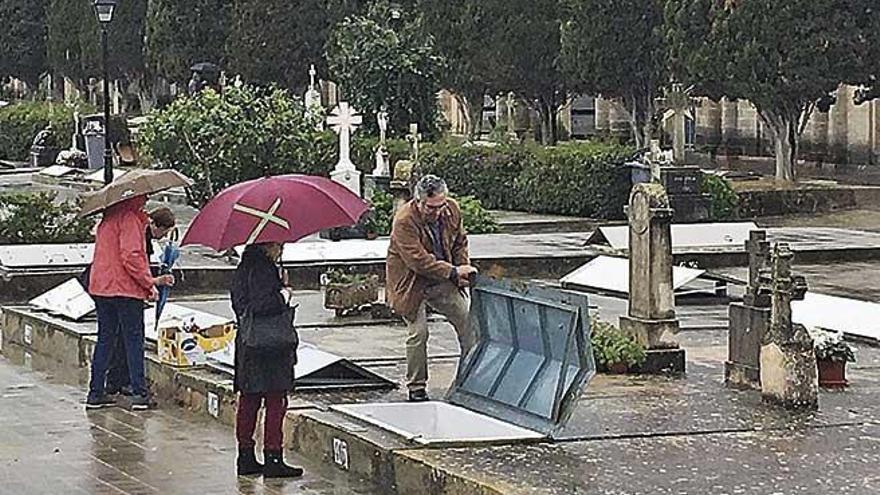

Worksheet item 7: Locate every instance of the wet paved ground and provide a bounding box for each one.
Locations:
[0,358,378,495]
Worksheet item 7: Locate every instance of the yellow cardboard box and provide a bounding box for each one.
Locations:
[158,323,235,367]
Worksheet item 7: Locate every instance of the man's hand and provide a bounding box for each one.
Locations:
[457,264,478,287]
[153,274,175,287]
[148,286,159,302]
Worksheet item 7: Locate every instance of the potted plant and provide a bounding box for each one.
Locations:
[809,328,855,388]
[321,268,381,317]
[590,319,647,374]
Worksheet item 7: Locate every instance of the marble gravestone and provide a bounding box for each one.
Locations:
[364,107,391,200]
[304,64,324,131]
[618,183,686,373]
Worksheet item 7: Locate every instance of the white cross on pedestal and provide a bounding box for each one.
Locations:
[327,102,362,172]
[233,198,291,244]
[327,102,363,195]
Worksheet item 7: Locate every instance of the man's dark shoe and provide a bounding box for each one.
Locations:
[129,394,153,411]
[85,394,117,410]
[408,389,429,402]
[237,448,263,476]
[106,386,133,397]
[263,450,303,478]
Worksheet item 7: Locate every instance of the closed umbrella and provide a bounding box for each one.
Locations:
[154,240,181,332]
[181,175,369,251]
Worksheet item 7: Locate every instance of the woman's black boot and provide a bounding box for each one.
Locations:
[236,447,263,476]
[263,450,304,478]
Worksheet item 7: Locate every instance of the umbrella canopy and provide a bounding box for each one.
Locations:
[181,175,369,252]
[79,169,193,217]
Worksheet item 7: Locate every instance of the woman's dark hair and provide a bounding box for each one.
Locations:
[149,207,176,229]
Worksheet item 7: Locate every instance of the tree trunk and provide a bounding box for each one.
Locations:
[760,110,802,182]
[456,91,485,140]
[537,99,558,146]
[620,91,653,149]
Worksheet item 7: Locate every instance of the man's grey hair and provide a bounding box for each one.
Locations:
[414,174,448,201]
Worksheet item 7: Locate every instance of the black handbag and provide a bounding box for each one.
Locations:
[239,305,299,352]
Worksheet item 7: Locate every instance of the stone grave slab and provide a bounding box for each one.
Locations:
[38,165,76,178]
[331,276,595,445]
[28,278,94,321]
[0,244,94,269]
[792,292,880,344]
[560,255,704,295]
[592,222,758,250]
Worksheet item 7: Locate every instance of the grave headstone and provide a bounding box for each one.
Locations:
[327,102,362,196]
[759,243,817,410]
[304,64,324,130]
[659,166,710,223]
[618,183,686,373]
[726,230,772,389]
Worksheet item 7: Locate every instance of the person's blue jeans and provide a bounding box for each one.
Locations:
[88,297,147,399]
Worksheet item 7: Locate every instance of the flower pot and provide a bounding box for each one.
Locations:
[323,275,381,316]
[608,362,629,374]
[817,358,847,389]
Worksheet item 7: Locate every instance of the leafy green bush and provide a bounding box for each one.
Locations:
[417,140,633,219]
[351,137,411,175]
[363,191,394,236]
[418,141,528,211]
[702,174,739,220]
[590,318,646,372]
[0,101,76,160]
[0,192,95,244]
[140,83,335,206]
[518,142,633,219]
[456,195,499,234]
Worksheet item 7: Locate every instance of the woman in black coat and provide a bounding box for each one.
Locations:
[230,242,302,478]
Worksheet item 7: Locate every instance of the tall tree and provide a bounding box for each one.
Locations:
[0,0,48,89]
[326,0,445,137]
[47,0,89,85]
[484,0,566,145]
[146,0,229,85]
[416,0,498,138]
[666,0,864,181]
[227,0,359,91]
[561,0,667,149]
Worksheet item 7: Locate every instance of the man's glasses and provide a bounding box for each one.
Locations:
[423,201,448,212]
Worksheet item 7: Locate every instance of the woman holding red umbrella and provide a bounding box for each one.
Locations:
[181,174,369,478]
[230,242,302,478]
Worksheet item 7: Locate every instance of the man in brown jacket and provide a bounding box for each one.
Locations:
[386,175,478,402]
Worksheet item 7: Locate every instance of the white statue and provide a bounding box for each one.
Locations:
[372,107,390,176]
[304,64,323,130]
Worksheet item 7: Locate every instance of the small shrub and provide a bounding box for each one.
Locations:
[456,195,499,234]
[0,192,95,244]
[363,191,394,236]
[702,174,739,220]
[590,318,646,371]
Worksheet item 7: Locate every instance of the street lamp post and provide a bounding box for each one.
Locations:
[93,0,117,185]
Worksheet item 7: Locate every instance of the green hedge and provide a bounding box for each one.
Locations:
[0,100,132,162]
[418,141,633,219]
[0,101,75,161]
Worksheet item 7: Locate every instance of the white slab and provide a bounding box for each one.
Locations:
[597,222,759,250]
[0,242,161,269]
[28,278,95,321]
[208,341,348,379]
[332,401,544,445]
[234,239,390,264]
[560,256,704,294]
[38,165,76,178]
[143,303,233,342]
[0,244,94,268]
[85,168,126,183]
[793,293,880,343]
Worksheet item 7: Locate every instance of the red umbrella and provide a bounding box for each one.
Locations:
[181,175,369,251]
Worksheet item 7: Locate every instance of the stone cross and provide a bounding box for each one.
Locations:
[619,183,680,349]
[406,123,421,163]
[759,243,817,409]
[660,84,696,164]
[327,102,363,194]
[744,230,772,307]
